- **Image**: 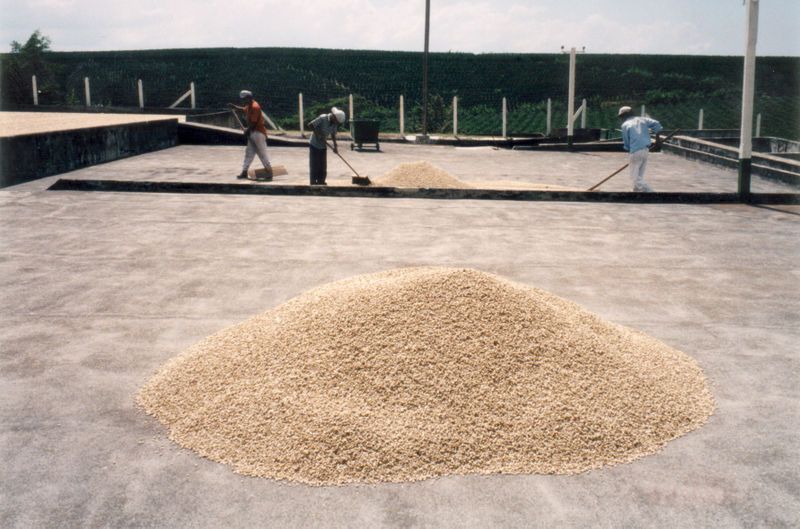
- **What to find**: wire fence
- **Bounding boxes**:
[2,49,798,139]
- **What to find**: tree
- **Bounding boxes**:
[2,30,60,106]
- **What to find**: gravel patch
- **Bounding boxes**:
[137,267,715,485]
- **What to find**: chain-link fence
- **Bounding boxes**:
[2,49,798,139]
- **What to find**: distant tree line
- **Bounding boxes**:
[2,31,798,138]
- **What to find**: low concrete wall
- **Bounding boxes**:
[664,135,800,187]
[0,118,178,187]
[50,178,800,205]
[708,136,800,154]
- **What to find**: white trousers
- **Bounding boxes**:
[629,148,653,192]
[242,131,271,171]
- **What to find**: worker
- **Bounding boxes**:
[228,90,272,180]
[619,106,663,192]
[307,107,346,185]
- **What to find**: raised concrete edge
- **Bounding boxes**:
[0,119,179,188]
[48,178,800,205]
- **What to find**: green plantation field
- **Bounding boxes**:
[2,47,798,138]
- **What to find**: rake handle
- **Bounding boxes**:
[325,140,362,178]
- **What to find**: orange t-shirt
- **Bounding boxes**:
[245,100,268,135]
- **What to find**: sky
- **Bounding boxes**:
[0,0,798,56]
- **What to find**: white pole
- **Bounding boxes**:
[399,95,405,137]
[756,113,762,137]
[581,98,587,128]
[641,104,646,117]
[738,0,759,198]
[698,108,704,130]
[137,79,144,108]
[502,97,507,138]
[567,47,576,144]
[453,96,458,136]
[546,98,552,136]
[190,82,196,109]
[32,75,38,105]
[349,94,354,122]
[299,93,304,136]
[84,77,91,106]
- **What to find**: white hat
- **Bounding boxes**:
[618,105,632,117]
[239,90,253,99]
[331,107,346,123]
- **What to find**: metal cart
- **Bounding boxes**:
[350,119,380,151]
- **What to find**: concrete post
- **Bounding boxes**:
[641,105,646,117]
[190,82,196,109]
[138,79,144,109]
[581,98,587,128]
[453,96,458,136]
[738,0,759,201]
[502,97,507,138]
[32,75,38,105]
[567,47,576,146]
[546,98,552,136]
[698,108,704,130]
[84,77,91,106]
[349,93,354,122]
[299,93,304,136]
[756,113,761,137]
[399,95,405,137]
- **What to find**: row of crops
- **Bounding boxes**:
[2,47,798,139]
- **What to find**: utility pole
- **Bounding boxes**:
[738,0,759,202]
[561,46,585,147]
[420,0,431,140]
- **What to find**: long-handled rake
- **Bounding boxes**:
[587,128,682,191]
[326,140,371,186]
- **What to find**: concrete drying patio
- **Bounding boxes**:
[1,143,798,528]
[52,142,798,193]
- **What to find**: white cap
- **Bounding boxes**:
[618,105,632,117]
[331,107,346,123]
[239,90,253,99]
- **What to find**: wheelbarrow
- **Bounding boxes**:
[350,119,380,151]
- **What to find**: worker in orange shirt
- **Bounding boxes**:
[228,90,272,180]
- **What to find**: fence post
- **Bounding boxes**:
[546,98,552,136]
[137,79,144,108]
[32,75,38,105]
[190,82,196,109]
[349,94,354,122]
[399,95,405,137]
[502,97,507,138]
[453,96,458,136]
[299,93,304,136]
[84,77,91,106]
[698,108,704,130]
[641,104,646,117]
[581,98,587,128]
[756,113,761,137]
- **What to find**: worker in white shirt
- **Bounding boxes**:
[619,106,663,192]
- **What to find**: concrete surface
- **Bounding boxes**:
[1,143,799,528]
[60,143,798,193]
[0,112,186,137]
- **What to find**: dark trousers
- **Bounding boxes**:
[309,145,327,184]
